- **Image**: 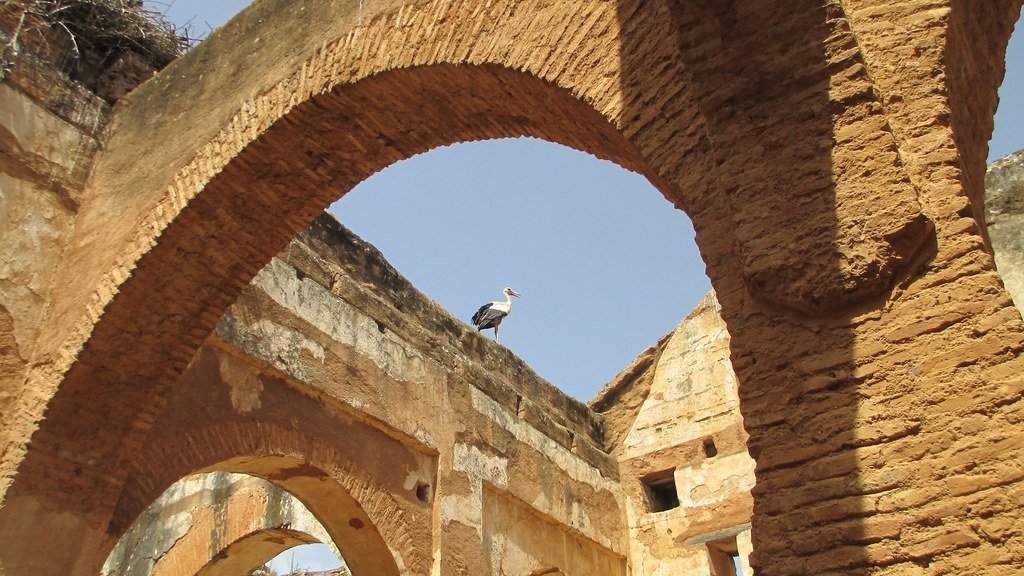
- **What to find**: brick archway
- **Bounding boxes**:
[104,419,417,576]
[103,471,341,576]
[112,473,329,576]
[185,529,320,576]
[1,1,1022,575]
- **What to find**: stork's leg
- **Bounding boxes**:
[494,324,499,341]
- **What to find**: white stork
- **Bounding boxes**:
[472,287,520,341]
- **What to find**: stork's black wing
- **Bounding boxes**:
[472,303,506,329]
[472,303,493,326]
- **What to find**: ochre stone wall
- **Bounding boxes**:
[595,293,756,575]
[0,11,109,440]
[1,1,1023,576]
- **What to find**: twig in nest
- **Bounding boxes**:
[2,0,192,75]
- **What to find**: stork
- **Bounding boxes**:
[472,287,520,341]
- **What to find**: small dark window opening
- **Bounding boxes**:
[703,438,718,458]
[642,470,679,512]
[415,482,432,503]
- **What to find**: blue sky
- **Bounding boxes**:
[144,1,1022,571]
[992,23,1024,162]
[332,138,702,397]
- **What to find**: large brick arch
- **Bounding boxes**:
[1,2,1022,576]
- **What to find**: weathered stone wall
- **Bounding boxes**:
[107,221,764,576]
[0,11,108,431]
[103,213,626,576]
[595,293,756,575]
[987,149,1024,310]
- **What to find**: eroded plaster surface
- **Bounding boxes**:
[595,293,757,574]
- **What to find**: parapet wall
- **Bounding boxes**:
[287,214,608,454]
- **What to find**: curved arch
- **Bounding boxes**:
[108,471,325,573]
[186,529,319,576]
[103,471,344,576]
[5,2,722,566]
[106,421,419,576]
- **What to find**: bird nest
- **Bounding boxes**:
[2,0,192,97]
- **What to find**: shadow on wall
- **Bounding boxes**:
[615,1,945,573]
[615,2,857,572]
[613,2,1023,574]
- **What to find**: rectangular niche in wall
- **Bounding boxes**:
[482,486,626,576]
[642,469,679,513]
